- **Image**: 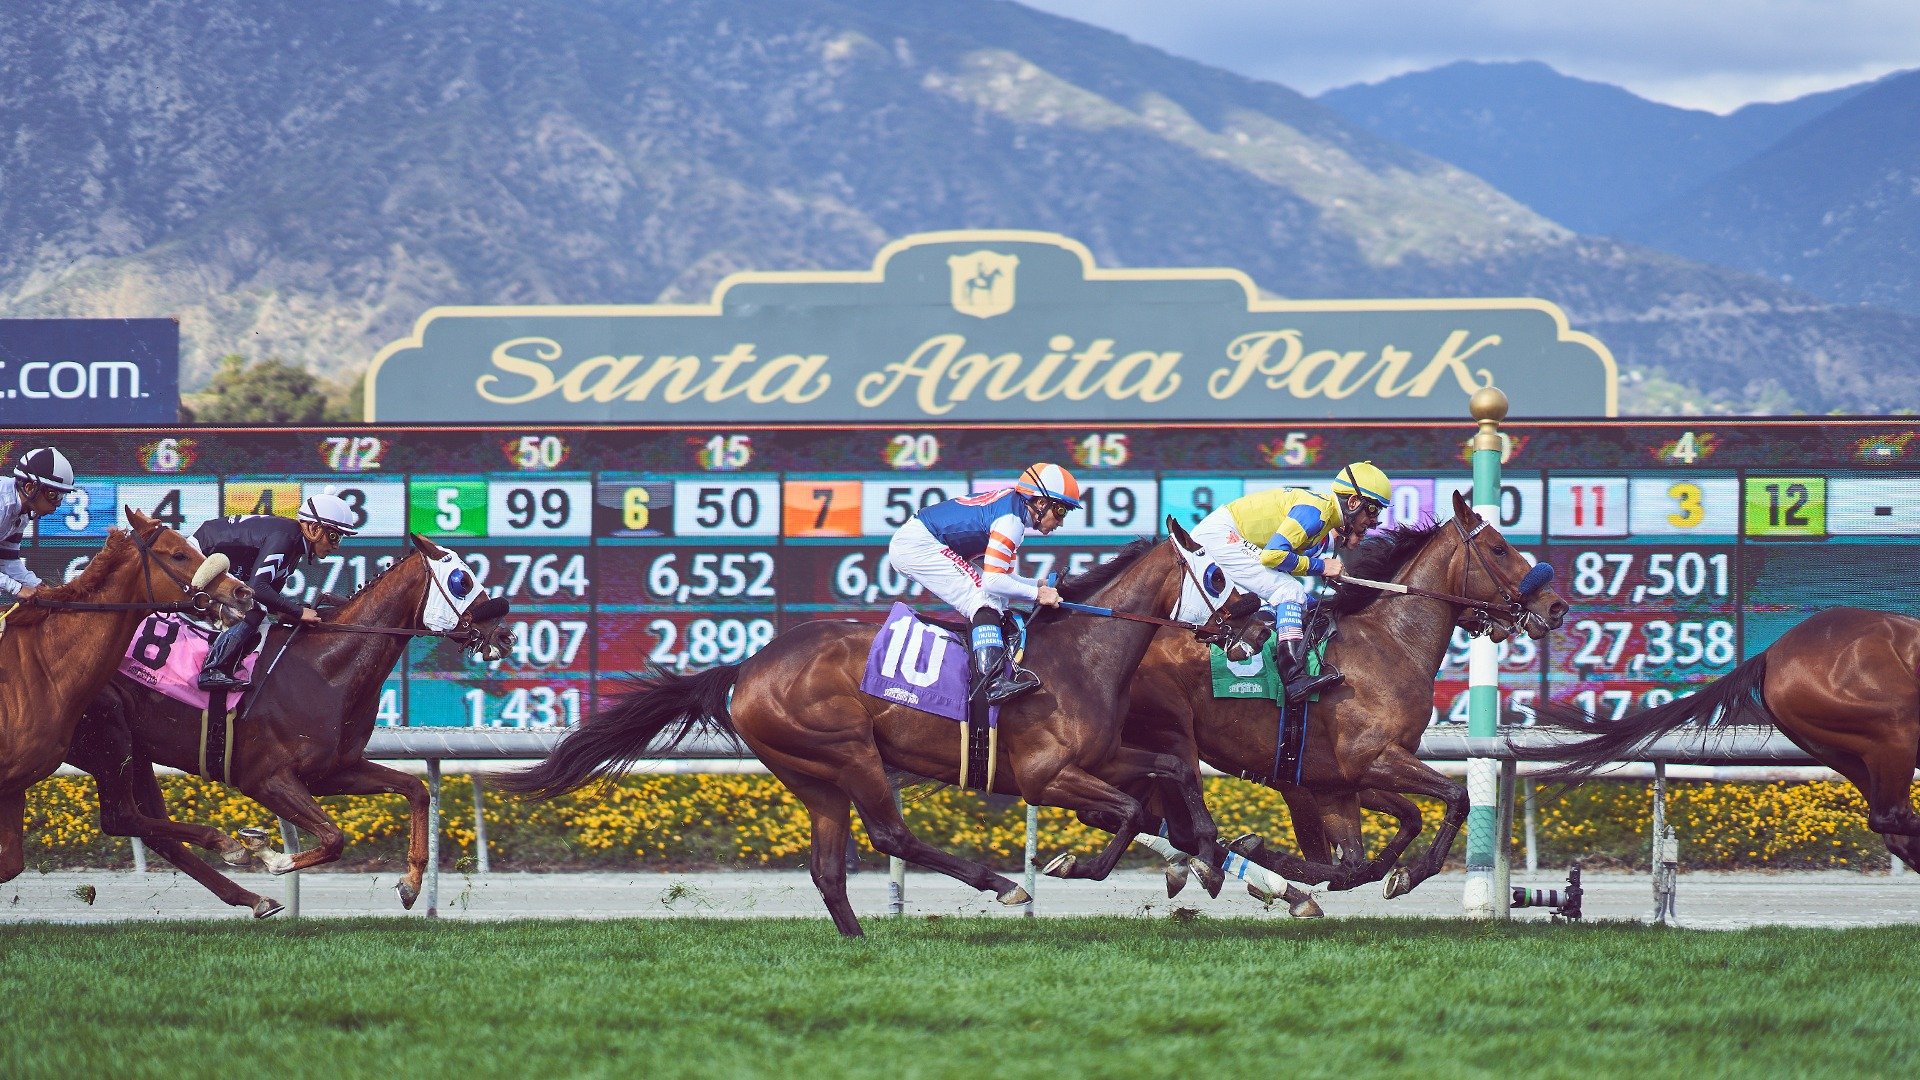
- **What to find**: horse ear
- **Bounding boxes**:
[410,533,448,558]
[125,506,157,533]
[1451,489,1474,522]
[1165,515,1200,552]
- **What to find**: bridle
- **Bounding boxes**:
[301,551,511,661]
[19,523,235,616]
[1338,515,1551,641]
[1052,538,1261,648]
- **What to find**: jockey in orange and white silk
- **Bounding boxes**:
[1191,461,1393,700]
[887,462,1082,705]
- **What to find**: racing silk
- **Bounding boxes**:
[191,515,309,617]
[0,480,44,597]
[913,489,1041,604]
[1224,488,1344,577]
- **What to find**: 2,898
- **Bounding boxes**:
[648,618,776,670]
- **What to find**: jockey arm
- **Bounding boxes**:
[1256,503,1338,580]
[245,530,311,621]
[0,490,44,598]
[0,554,41,597]
[979,511,1044,606]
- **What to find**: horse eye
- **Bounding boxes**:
[1492,544,1508,556]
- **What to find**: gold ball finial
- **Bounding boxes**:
[1469,385,1509,424]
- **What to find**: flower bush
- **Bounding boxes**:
[18,773,1914,872]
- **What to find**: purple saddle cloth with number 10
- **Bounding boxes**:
[859,602,1001,726]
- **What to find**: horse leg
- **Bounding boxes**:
[840,755,1026,905]
[1355,746,1467,892]
[772,767,861,937]
[1280,784,1333,865]
[1035,763,1151,883]
[1857,741,1920,838]
[1351,789,1426,896]
[70,741,250,865]
[0,788,25,883]
[310,760,430,909]
[237,770,346,874]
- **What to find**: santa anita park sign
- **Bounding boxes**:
[366,231,1617,422]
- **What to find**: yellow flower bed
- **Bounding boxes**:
[18,773,1915,872]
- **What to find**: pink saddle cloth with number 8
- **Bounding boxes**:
[118,613,257,713]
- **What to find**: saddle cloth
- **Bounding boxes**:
[859,602,1001,725]
[1207,638,1330,702]
[118,612,258,713]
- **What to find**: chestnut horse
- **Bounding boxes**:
[502,536,1261,936]
[1540,606,1920,872]
[0,508,252,883]
[1127,491,1568,897]
[69,534,511,917]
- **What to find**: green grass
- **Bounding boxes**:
[3,917,1913,1079]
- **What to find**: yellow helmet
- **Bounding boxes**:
[1331,461,1392,508]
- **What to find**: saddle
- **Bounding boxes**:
[117,612,286,782]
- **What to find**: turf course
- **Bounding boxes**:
[3,917,1913,1079]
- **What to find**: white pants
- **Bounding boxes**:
[1191,509,1308,633]
[888,518,1001,620]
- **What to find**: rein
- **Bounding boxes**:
[22,526,227,616]
[1056,599,1205,632]
[1337,517,1543,638]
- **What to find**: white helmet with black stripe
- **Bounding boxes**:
[13,446,76,493]
[297,488,360,535]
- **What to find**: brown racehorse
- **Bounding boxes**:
[1127,491,1569,896]
[68,534,510,917]
[0,509,252,883]
[1539,606,1920,872]
[501,536,1262,936]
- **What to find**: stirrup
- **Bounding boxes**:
[1284,669,1342,704]
[197,669,252,692]
[985,667,1041,704]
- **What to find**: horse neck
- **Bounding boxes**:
[1354,532,1464,675]
[305,553,429,684]
[21,546,156,716]
[1046,543,1185,713]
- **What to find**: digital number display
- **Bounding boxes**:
[22,421,1920,728]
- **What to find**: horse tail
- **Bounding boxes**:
[496,665,742,801]
[1535,651,1772,782]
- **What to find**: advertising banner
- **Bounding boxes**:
[0,318,179,425]
[368,231,1617,423]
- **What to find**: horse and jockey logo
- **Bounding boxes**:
[947,251,1019,319]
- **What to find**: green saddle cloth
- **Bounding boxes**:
[1208,638,1327,701]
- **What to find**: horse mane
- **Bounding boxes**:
[1055,537,1159,603]
[326,546,423,618]
[1325,520,1446,616]
[5,528,140,627]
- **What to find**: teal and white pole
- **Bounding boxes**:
[1463,386,1508,919]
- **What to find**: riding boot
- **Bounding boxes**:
[970,611,1039,705]
[1279,635,1342,703]
[197,622,260,691]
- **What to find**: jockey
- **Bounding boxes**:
[887,462,1082,704]
[193,490,357,691]
[1191,461,1393,701]
[0,447,79,602]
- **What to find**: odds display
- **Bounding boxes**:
[17,422,1920,728]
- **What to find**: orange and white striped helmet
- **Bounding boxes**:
[1015,462,1083,509]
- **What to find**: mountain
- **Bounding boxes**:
[1620,69,1920,318]
[1,0,1917,414]
[1317,60,1875,236]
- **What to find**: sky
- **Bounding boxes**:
[1016,1,1920,113]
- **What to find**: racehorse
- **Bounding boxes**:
[68,534,511,917]
[501,536,1263,936]
[1539,606,1920,873]
[1,509,252,883]
[1128,491,1568,897]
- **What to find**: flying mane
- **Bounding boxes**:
[1326,521,1446,616]
[4,528,140,628]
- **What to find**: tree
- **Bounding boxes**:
[189,355,361,423]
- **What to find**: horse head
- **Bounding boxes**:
[1442,490,1568,641]
[123,507,254,620]
[408,534,513,661]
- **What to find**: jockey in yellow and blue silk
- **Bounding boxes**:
[886,462,1082,704]
[1191,461,1392,701]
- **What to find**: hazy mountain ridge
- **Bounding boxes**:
[2,0,1915,414]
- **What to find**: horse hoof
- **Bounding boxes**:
[396,879,419,910]
[1189,857,1225,899]
[221,844,252,867]
[261,851,297,876]
[251,897,284,919]
[1042,853,1076,879]
[1228,833,1265,857]
[1383,867,1412,900]
[997,885,1031,906]
[1164,862,1189,898]
[237,827,273,852]
[1285,887,1324,919]
[1246,882,1278,906]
